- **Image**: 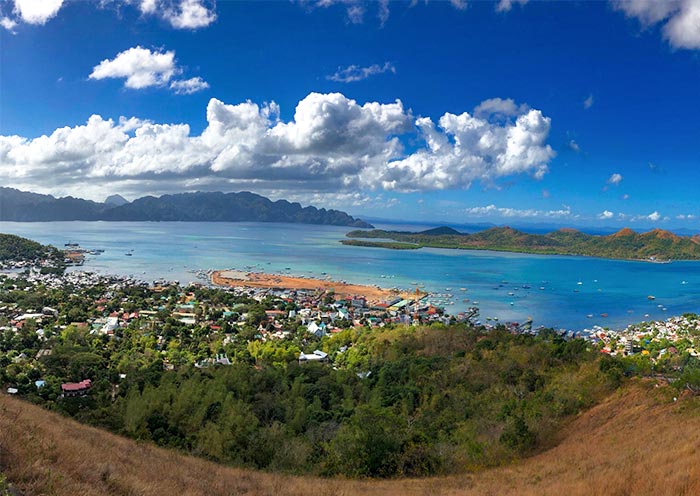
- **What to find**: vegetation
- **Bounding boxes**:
[1,278,616,479]
[345,226,700,260]
[341,239,420,250]
[0,233,61,262]
[2,380,699,496]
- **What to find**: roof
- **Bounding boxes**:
[61,379,92,392]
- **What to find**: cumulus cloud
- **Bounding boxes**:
[327,62,396,83]
[12,0,63,25]
[0,92,555,200]
[607,173,623,185]
[463,204,573,219]
[170,76,210,94]
[598,210,614,219]
[162,0,216,29]
[90,47,179,89]
[647,211,661,222]
[380,106,555,191]
[89,46,208,93]
[613,0,700,49]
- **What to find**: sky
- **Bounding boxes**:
[1,0,700,229]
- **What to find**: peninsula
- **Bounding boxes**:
[211,270,414,302]
[343,226,700,261]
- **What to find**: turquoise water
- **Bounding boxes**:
[1,221,698,331]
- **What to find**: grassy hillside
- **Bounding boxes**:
[0,233,59,262]
[2,380,698,495]
[344,226,700,260]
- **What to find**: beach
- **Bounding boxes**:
[211,269,412,302]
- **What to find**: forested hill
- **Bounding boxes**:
[344,226,700,260]
[0,233,60,262]
[0,188,372,228]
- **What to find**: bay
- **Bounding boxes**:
[1,220,698,331]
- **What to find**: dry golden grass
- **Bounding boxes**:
[1,379,700,495]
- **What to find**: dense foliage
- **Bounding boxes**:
[3,291,617,478]
[0,233,60,262]
[346,226,700,260]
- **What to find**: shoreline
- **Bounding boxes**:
[211,270,416,303]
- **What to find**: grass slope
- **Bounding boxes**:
[2,380,698,495]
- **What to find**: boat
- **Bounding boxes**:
[647,295,655,300]
[460,288,467,291]
[125,253,133,257]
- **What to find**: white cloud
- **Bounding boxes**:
[0,16,17,32]
[170,76,210,94]
[2,0,216,31]
[567,139,581,153]
[163,0,216,29]
[138,0,158,15]
[449,0,468,10]
[90,47,179,89]
[12,0,63,25]
[327,62,396,83]
[647,211,661,222]
[496,0,528,13]
[473,98,529,120]
[463,204,573,219]
[380,105,555,191]
[607,173,623,185]
[583,93,594,109]
[0,93,555,200]
[598,210,614,219]
[613,0,700,49]
[89,46,207,94]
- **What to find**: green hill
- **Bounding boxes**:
[0,233,59,262]
[344,226,700,260]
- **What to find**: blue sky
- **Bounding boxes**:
[1,0,700,228]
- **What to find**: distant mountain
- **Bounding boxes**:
[104,194,129,207]
[0,187,372,228]
[419,226,462,236]
[345,225,700,260]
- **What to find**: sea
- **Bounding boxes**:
[1,220,699,332]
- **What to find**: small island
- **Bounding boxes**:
[343,226,700,261]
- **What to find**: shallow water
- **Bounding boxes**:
[1,220,698,331]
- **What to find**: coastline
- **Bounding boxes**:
[211,270,416,302]
[342,239,682,263]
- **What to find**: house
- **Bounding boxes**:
[61,379,92,397]
[298,350,328,363]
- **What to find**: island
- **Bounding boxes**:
[342,226,700,261]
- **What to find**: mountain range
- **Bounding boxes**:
[0,188,372,228]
